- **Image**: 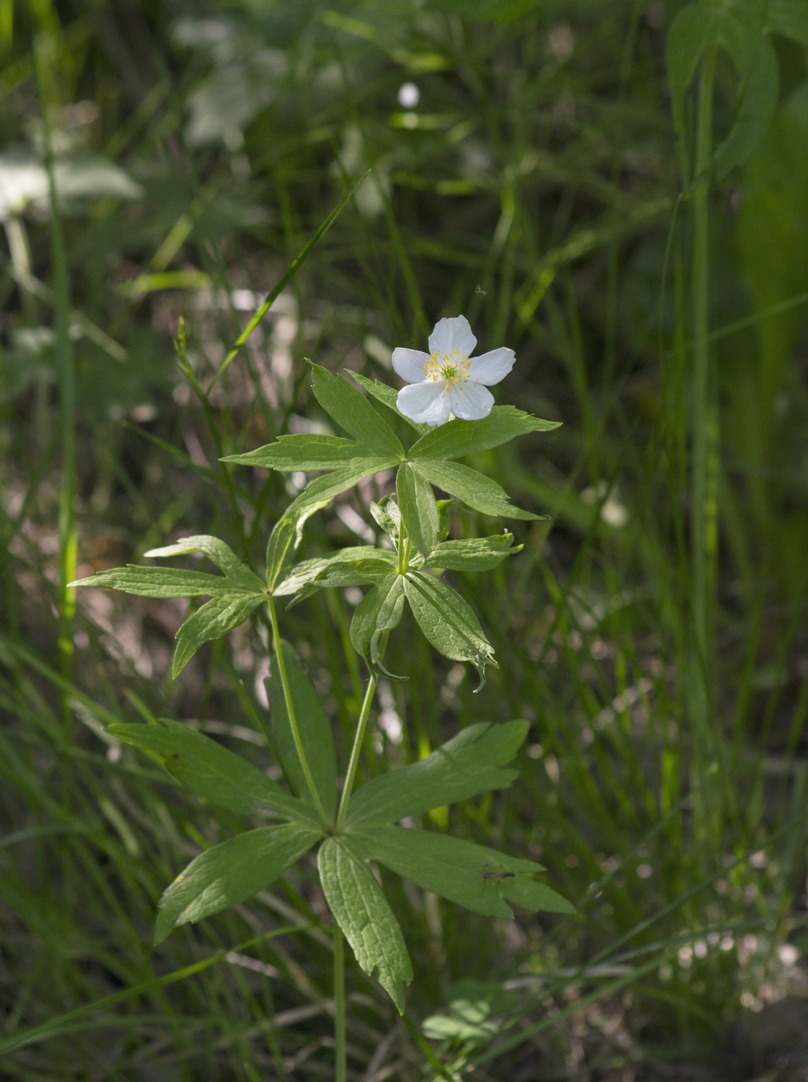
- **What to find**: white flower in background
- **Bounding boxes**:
[393,315,515,426]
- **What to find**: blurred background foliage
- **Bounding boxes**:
[2,0,808,1079]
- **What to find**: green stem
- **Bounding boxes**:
[267,595,330,825]
[689,44,722,846]
[335,667,379,832]
[333,924,347,1082]
[335,518,410,831]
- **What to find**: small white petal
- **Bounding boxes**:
[392,347,431,384]
[397,382,452,425]
[428,315,477,358]
[447,381,495,420]
[465,347,515,386]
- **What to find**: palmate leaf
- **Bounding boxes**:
[403,571,496,687]
[265,457,398,590]
[347,369,423,433]
[408,406,560,460]
[155,823,322,944]
[71,535,268,677]
[69,565,226,599]
[222,433,360,471]
[396,461,439,557]
[172,593,265,678]
[274,547,397,600]
[318,836,413,1014]
[108,719,313,824]
[348,825,575,921]
[425,533,521,572]
[410,458,538,521]
[310,364,405,458]
[349,574,407,676]
[346,720,529,826]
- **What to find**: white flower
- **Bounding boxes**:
[392,315,515,426]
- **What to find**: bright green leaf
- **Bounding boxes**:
[408,406,560,461]
[346,720,529,826]
[318,836,413,1013]
[265,458,398,590]
[348,369,422,432]
[412,458,538,520]
[403,572,496,685]
[143,535,260,583]
[369,495,402,542]
[311,365,405,458]
[108,719,312,824]
[70,566,228,599]
[221,433,360,471]
[275,548,397,599]
[155,823,321,943]
[396,462,439,557]
[425,534,520,572]
[350,825,574,919]
[173,593,265,678]
[265,641,337,821]
[349,574,406,676]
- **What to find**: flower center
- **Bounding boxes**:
[424,350,471,387]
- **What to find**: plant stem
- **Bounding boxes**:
[333,923,347,1082]
[335,668,379,832]
[689,43,723,849]
[267,594,331,825]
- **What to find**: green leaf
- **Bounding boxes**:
[265,641,338,820]
[369,495,402,542]
[265,458,398,590]
[349,826,574,919]
[396,462,439,557]
[74,536,268,677]
[143,535,261,587]
[346,720,529,826]
[408,406,560,460]
[667,4,724,156]
[411,458,538,520]
[70,566,228,599]
[275,548,397,599]
[311,365,405,458]
[711,26,778,181]
[767,0,808,45]
[403,572,496,685]
[318,836,413,1013]
[667,5,779,181]
[108,719,313,824]
[222,433,360,471]
[155,823,321,943]
[173,593,265,678]
[349,574,406,676]
[422,980,518,1043]
[347,369,422,433]
[425,533,521,572]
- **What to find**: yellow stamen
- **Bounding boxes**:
[423,350,471,386]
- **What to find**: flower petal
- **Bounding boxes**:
[397,382,452,426]
[428,316,477,358]
[464,347,515,386]
[447,381,495,421]
[392,348,431,384]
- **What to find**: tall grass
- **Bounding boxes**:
[2,1,808,1078]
